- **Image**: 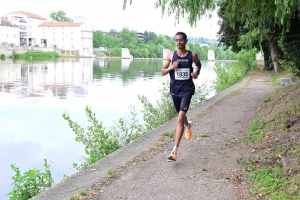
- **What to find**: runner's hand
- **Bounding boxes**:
[170,61,179,70]
[191,71,199,79]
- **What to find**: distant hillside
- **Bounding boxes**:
[188,37,218,46]
[170,36,218,46]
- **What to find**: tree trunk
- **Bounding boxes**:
[270,41,284,73]
[262,43,270,70]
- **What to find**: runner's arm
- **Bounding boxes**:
[193,52,201,74]
[191,52,202,79]
[161,52,177,76]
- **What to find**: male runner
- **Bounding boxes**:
[161,32,202,161]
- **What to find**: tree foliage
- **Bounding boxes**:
[50,10,72,22]
[93,28,236,59]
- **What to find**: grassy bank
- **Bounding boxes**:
[241,71,300,199]
[9,51,59,59]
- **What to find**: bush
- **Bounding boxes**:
[7,159,54,199]
[62,106,120,170]
[214,48,257,92]
[0,54,6,59]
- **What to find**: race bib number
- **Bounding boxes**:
[175,68,190,80]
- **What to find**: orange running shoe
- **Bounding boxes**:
[185,121,193,140]
[167,150,178,161]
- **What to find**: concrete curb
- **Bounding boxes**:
[32,73,251,200]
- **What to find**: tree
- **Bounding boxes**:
[281,10,300,76]
[144,31,158,43]
[50,10,72,22]
[217,1,285,72]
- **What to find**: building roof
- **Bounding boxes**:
[38,21,84,27]
[6,11,46,20]
[0,17,18,27]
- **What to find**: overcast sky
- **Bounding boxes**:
[0,0,220,39]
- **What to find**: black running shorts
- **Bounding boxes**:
[171,92,193,113]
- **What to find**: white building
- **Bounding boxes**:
[1,11,93,57]
[3,11,46,46]
[37,20,93,57]
[0,17,19,46]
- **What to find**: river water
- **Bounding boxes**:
[0,58,218,199]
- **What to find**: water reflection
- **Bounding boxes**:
[0,58,92,99]
[0,58,218,199]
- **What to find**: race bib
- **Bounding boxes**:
[174,68,190,80]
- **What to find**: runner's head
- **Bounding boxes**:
[175,32,188,50]
[175,32,187,40]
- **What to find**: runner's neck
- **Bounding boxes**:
[177,50,188,57]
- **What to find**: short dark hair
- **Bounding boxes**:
[175,32,187,40]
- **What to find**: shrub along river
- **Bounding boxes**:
[0,57,219,198]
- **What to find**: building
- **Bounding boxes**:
[37,20,93,57]
[1,11,93,56]
[3,11,46,46]
[137,32,144,42]
[0,17,19,46]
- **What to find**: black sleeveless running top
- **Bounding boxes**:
[169,50,195,96]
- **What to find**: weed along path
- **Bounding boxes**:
[32,69,275,200]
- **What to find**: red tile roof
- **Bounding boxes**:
[38,22,83,27]
[6,11,46,20]
[1,17,18,27]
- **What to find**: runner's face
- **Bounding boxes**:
[175,35,186,49]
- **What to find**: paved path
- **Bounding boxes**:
[32,69,275,200]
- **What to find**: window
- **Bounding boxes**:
[53,32,55,36]
[62,39,64,43]
[71,38,73,42]
[71,32,73,36]
[53,39,55,42]
[53,28,55,30]
[43,32,45,36]
[62,32,64,36]
[71,45,73,49]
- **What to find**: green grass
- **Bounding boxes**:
[249,167,300,199]
[107,170,115,178]
[10,52,59,59]
[162,130,175,138]
[79,190,89,196]
[245,119,265,143]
